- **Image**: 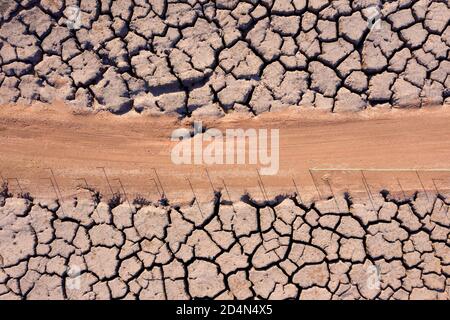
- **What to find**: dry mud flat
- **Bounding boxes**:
[1,107,450,300]
[2,105,450,203]
[0,0,449,115]
[0,185,449,300]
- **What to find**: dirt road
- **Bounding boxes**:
[1,103,450,204]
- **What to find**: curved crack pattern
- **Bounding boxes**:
[0,0,449,116]
[0,185,449,300]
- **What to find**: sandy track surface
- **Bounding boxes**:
[2,104,450,204]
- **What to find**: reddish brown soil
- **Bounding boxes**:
[1,103,450,204]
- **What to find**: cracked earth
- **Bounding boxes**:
[0,184,449,300]
[0,0,449,115]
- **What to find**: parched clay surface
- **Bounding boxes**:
[0,0,449,116]
[0,186,449,300]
